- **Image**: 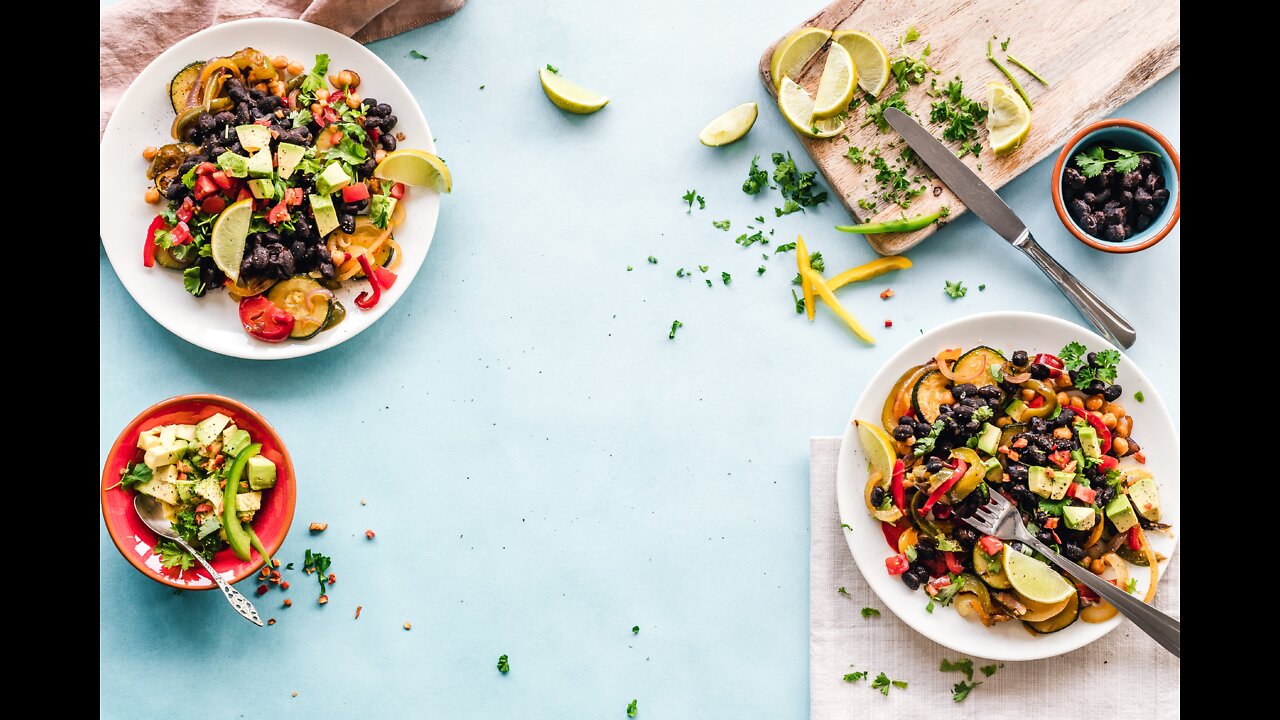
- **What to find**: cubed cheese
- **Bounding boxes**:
[235,491,262,515]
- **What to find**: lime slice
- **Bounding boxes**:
[777,78,844,138]
[812,42,857,119]
[855,419,897,485]
[374,149,452,192]
[832,30,890,97]
[986,81,1032,155]
[538,68,609,114]
[698,102,758,147]
[770,27,832,90]
[1003,545,1075,605]
[210,198,252,283]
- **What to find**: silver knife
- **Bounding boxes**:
[884,107,1136,348]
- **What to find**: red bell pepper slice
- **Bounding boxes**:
[978,536,1004,556]
[1127,526,1143,551]
[254,117,273,126]
[1077,582,1100,603]
[1067,482,1096,504]
[390,182,406,200]
[1032,353,1064,378]
[169,221,192,245]
[370,127,381,143]
[944,551,964,575]
[201,196,227,215]
[932,504,952,520]
[880,521,907,551]
[195,162,217,175]
[1048,449,1071,469]
[920,459,967,515]
[890,459,905,512]
[1083,411,1113,454]
[372,264,397,290]
[1027,393,1046,409]
[266,201,290,225]
[210,170,235,191]
[284,188,305,206]
[143,216,166,267]
[193,175,219,200]
[341,183,370,203]
[885,553,910,576]
[176,196,195,223]
[354,254,384,310]
[1097,455,1119,473]
[238,295,294,342]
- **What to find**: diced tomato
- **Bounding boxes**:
[201,196,227,215]
[925,575,952,595]
[884,319,893,328]
[195,162,217,175]
[238,295,295,342]
[143,216,165,267]
[342,183,370,202]
[370,127,381,143]
[1067,482,1096,504]
[1027,394,1046,408]
[1097,455,1119,473]
[1127,526,1142,551]
[885,553,911,576]
[1044,517,1059,530]
[1048,449,1071,469]
[210,170,235,191]
[254,117,272,126]
[944,551,964,574]
[266,201,290,225]
[284,188,305,206]
[169,221,192,245]
[390,182,406,200]
[236,187,254,203]
[371,265,397,290]
[978,536,1004,556]
[176,196,195,223]
[193,175,219,200]
[880,521,907,551]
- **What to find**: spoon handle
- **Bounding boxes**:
[180,539,263,627]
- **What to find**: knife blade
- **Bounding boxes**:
[881,107,1137,348]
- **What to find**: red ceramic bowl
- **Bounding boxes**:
[101,394,296,589]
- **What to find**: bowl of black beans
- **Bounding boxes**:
[1052,119,1179,254]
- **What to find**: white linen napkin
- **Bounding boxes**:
[809,437,1180,717]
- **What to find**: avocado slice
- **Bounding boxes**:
[222,427,251,457]
[217,152,249,178]
[1126,477,1160,522]
[1062,505,1096,531]
[976,422,1000,455]
[314,161,351,196]
[1078,425,1101,458]
[143,439,188,469]
[245,148,274,178]
[310,193,340,237]
[1004,399,1028,422]
[1028,466,1071,500]
[1105,494,1139,532]
[195,413,231,446]
[137,477,180,505]
[276,143,306,179]
[248,178,276,200]
[247,455,277,490]
[235,124,273,152]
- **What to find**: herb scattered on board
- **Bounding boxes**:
[409,50,428,60]
[774,242,796,254]
[944,280,967,299]
[940,658,974,679]
[899,24,920,46]
[837,587,851,596]
[721,271,731,285]
[682,190,705,211]
[1007,55,1049,85]
[871,672,908,695]
[742,155,770,195]
[1073,146,1160,178]
[981,664,1000,677]
[627,699,637,717]
[861,607,881,618]
[712,219,731,231]
[1000,37,1011,51]
[1059,342,1120,385]
[632,625,640,634]
[843,671,868,683]
[1134,391,1145,402]
[864,39,937,132]
[929,77,988,153]
[770,152,828,214]
[647,256,658,264]
[757,265,766,275]
[303,549,332,599]
[735,230,766,248]
[497,654,510,673]
[545,64,559,74]
[668,320,683,339]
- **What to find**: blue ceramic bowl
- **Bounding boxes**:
[1052,119,1179,253]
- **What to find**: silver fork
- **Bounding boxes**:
[963,491,1179,657]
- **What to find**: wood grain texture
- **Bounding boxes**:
[757,0,1179,254]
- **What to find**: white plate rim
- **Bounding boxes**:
[835,310,1179,661]
[99,18,439,360]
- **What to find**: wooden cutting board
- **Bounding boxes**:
[757,0,1179,254]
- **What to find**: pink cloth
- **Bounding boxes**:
[100,0,464,135]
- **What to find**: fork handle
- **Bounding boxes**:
[1023,535,1178,657]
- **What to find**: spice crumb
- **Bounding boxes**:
[283,598,293,607]
[318,594,329,605]
[267,618,276,625]
[355,605,363,619]
[880,288,894,300]
[360,499,367,505]
[291,692,298,698]
[309,522,328,532]
[884,320,893,328]
[365,529,376,539]
[404,622,412,630]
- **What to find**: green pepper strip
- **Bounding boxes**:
[222,443,262,562]
[835,208,943,235]
[1018,379,1059,419]
[987,38,1034,110]
[956,573,992,612]
[171,98,232,140]
[245,526,274,570]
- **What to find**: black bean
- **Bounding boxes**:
[1081,191,1098,206]
[1021,448,1047,466]
[1008,464,1028,483]
[1133,187,1152,204]
[257,95,280,112]
[1079,213,1099,234]
[1103,200,1121,211]
[898,416,915,426]
[1011,350,1028,367]
[1035,530,1055,545]
[363,115,383,131]
[1103,384,1123,402]
[1032,510,1050,526]
[1060,543,1086,561]
[1134,214,1152,231]
[1029,363,1051,380]
[250,245,270,270]
[914,421,934,437]
[902,571,922,590]
[1069,198,1090,220]
[963,420,980,434]
[338,213,356,234]
[164,182,188,200]
[1144,173,1160,192]
[1096,168,1115,188]
[1151,188,1170,205]
[374,103,392,117]
[893,424,914,441]
[380,133,397,151]
[362,97,378,108]
[954,527,978,546]
[870,486,886,507]
[1118,190,1134,207]
[358,158,377,177]
[1031,434,1054,451]
[1064,167,1086,189]
[1138,155,1153,171]
[318,261,336,279]
[1104,206,1127,226]
[978,386,1002,400]
[1120,170,1141,189]
[383,114,398,130]
[1104,224,1127,242]
[1094,188,1111,204]
[926,458,944,473]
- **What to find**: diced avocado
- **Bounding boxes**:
[1127,477,1160,522]
[173,424,196,442]
[1005,399,1027,422]
[310,193,340,237]
[160,425,177,447]
[1078,426,1101,458]
[981,457,1002,480]
[976,422,1001,455]
[195,413,232,446]
[248,178,276,200]
[245,148,274,178]
[1105,494,1139,532]
[197,515,223,540]
[247,455,277,490]
[235,124,273,152]
[1028,466,1072,500]
[370,193,397,227]
[144,440,188,469]
[223,428,252,457]
[176,480,197,502]
[194,477,224,515]
[235,491,262,514]
[217,151,249,178]
[314,161,351,196]
[137,477,180,505]
[137,427,163,451]
[1062,505,1096,531]
[276,143,306,179]
[152,464,179,485]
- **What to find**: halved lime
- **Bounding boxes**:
[698,102,758,146]
[374,150,452,192]
[538,68,609,114]
[211,198,253,283]
[1003,545,1075,605]
[832,30,890,97]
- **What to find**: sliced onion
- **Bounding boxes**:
[1003,370,1031,384]
[933,348,963,380]
[1081,601,1119,623]
[1101,552,1129,588]
[955,594,993,626]
[1137,527,1159,603]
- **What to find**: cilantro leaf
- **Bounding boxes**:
[843,671,867,682]
[632,625,639,634]
[1059,341,1088,369]
[1038,497,1070,517]
[497,654,510,673]
[940,658,974,679]
[742,155,769,195]
[944,280,967,299]
[837,586,850,596]
[952,680,982,702]
[668,320,683,339]
[626,699,637,717]
[409,50,428,60]
[712,219,731,231]
[1134,391,1145,402]
[757,265,766,275]
[861,607,880,618]
[913,420,945,456]
[303,549,333,598]
[871,672,906,695]
[791,289,805,314]
[682,189,697,210]
[155,540,195,573]
[545,64,559,74]
[771,152,828,211]
[1113,151,1141,173]
[300,54,330,95]
[721,271,731,285]
[115,461,152,490]
[774,242,796,254]
[647,256,657,264]
[980,664,999,677]
[182,266,206,296]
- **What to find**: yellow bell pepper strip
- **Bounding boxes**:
[801,267,876,344]
[835,209,943,234]
[795,235,816,321]
[827,256,913,291]
[222,443,262,562]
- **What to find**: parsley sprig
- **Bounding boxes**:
[303,549,333,599]
[1059,341,1121,386]
[1073,146,1160,178]
[944,280,967,299]
[742,155,769,195]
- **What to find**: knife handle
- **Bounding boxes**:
[1016,234,1138,348]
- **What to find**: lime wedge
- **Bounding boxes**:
[770,27,832,90]
[374,149,452,192]
[698,102,758,146]
[832,30,890,97]
[812,42,857,119]
[1003,545,1075,605]
[538,68,609,114]
[855,419,897,485]
[777,78,844,138]
[210,198,252,283]
[986,81,1032,155]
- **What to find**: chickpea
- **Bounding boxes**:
[1053,427,1072,440]
[1105,402,1126,418]
[1085,395,1104,411]
[331,250,347,265]
[1020,388,1035,402]
[272,55,289,69]
[327,73,341,87]
[374,149,387,163]
[345,92,362,108]
[1101,412,1117,429]
[142,146,159,161]
[287,61,304,76]
[1056,391,1071,407]
[1091,558,1106,574]
[269,80,285,97]
[1111,437,1130,457]
[1115,416,1132,438]
[337,70,355,88]
[311,103,323,118]
[995,416,1012,428]
[316,89,330,102]
[144,188,161,204]
[1070,397,1085,410]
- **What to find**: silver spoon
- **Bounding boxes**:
[134,494,263,627]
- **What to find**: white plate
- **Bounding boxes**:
[836,311,1178,661]
[99,19,440,359]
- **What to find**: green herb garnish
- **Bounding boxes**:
[409,50,428,60]
[1073,146,1160,178]
[944,280,967,299]
[668,320,683,339]
[952,680,982,702]
[843,671,868,682]
[627,699,637,717]
[712,219,731,231]
[861,607,880,618]
[497,654,510,673]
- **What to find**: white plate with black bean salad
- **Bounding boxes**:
[836,311,1178,661]
[100,18,443,359]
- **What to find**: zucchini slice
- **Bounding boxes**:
[911,369,952,424]
[953,346,1006,387]
[154,244,197,270]
[322,299,346,330]
[973,544,1012,589]
[266,276,334,339]
[1025,591,1080,633]
[169,61,204,114]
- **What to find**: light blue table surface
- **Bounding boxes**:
[100,1,1179,716]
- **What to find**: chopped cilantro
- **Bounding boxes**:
[497,654,510,673]
[944,280,967,299]
[632,625,639,634]
[712,219,731,231]
[300,54,330,95]
[978,283,986,291]
[913,420,945,456]
[843,671,868,682]
[1038,497,1070,517]
[409,50,428,60]
[980,664,999,677]
[940,658,974,679]
[1125,577,1138,593]
[757,265,766,276]
[113,461,152,490]
[871,672,906,695]
[771,152,828,212]
[155,540,195,573]
[861,607,880,618]
[755,215,766,223]
[668,320,683,339]
[1134,391,1145,402]
[952,680,982,702]
[845,146,868,166]
[182,266,206,296]
[626,266,633,271]
[721,271,731,285]
[742,155,769,195]
[676,268,687,277]
[627,699,637,717]
[647,256,658,264]
[698,265,709,273]
[792,289,805,314]
[774,242,797,254]
[837,586,851,596]
[545,64,559,74]
[303,549,333,598]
